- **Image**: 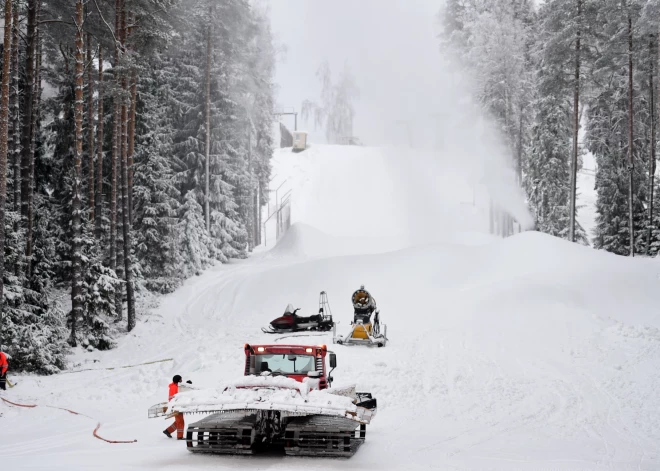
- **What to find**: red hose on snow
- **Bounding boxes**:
[93,422,138,444]
[2,397,137,444]
[1,397,37,408]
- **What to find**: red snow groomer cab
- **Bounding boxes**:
[243,343,334,389]
[177,343,377,457]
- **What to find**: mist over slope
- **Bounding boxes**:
[270,0,532,229]
[264,144,527,251]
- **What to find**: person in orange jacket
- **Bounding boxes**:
[0,351,9,391]
[163,375,191,439]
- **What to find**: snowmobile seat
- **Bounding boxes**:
[293,314,322,324]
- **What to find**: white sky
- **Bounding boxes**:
[265,0,532,226]
[268,0,448,147]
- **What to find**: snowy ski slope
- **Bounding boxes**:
[2,145,660,470]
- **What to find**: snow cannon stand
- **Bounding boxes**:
[333,318,387,347]
[333,287,387,347]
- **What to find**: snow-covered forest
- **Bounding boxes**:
[1,0,660,377]
[441,0,660,253]
[0,0,276,372]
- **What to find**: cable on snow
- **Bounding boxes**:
[1,397,137,444]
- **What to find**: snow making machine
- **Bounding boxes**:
[262,291,334,334]
[333,286,387,347]
[149,343,377,457]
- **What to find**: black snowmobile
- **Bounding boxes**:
[262,292,334,334]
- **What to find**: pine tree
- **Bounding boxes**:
[179,191,212,277]
[519,0,596,243]
[133,58,182,293]
[589,0,649,254]
[524,92,588,243]
[171,0,252,262]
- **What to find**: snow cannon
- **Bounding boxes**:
[261,291,334,334]
[151,343,377,457]
[333,286,387,347]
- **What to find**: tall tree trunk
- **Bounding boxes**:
[247,125,255,250]
[10,0,20,277]
[255,189,260,247]
[648,36,656,254]
[120,2,135,331]
[568,0,581,243]
[87,33,95,222]
[115,151,123,318]
[205,13,212,231]
[121,89,135,331]
[0,0,13,344]
[255,178,263,245]
[516,103,523,185]
[628,7,635,257]
[128,71,136,225]
[127,13,136,225]
[20,0,37,277]
[26,5,41,279]
[71,0,85,346]
[111,0,121,319]
[95,46,104,238]
[9,0,18,215]
[20,0,36,219]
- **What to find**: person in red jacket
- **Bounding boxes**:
[0,351,9,391]
[163,375,187,439]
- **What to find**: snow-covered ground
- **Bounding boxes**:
[2,145,660,470]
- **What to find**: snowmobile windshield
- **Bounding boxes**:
[284,303,295,315]
[255,354,316,375]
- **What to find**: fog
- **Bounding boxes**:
[268,0,533,229]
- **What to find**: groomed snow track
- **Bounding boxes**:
[2,146,660,470]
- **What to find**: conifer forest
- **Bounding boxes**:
[443,0,660,253]
[0,0,275,372]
